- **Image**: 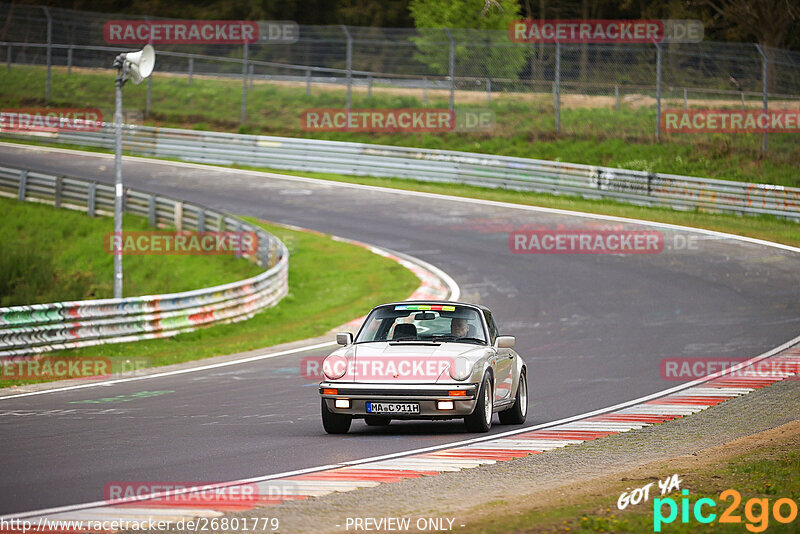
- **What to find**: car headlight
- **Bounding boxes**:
[449,357,473,381]
[322,355,348,380]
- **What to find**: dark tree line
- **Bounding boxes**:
[15,0,800,50]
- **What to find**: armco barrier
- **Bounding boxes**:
[0,165,289,361]
[2,124,798,220]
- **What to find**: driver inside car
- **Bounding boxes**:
[450,317,469,338]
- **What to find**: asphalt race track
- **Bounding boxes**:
[2,143,800,515]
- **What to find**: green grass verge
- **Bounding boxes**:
[0,217,419,388]
[461,438,800,533]
[1,65,798,187]
[0,195,261,306]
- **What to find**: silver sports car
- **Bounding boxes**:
[319,301,527,434]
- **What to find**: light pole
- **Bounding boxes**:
[111,45,155,298]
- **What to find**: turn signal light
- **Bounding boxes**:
[448,390,467,396]
[323,388,338,395]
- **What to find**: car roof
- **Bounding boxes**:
[373,300,492,313]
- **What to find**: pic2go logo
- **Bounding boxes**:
[654,489,799,532]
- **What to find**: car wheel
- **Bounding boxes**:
[321,399,352,434]
[464,374,493,433]
[364,415,391,426]
[499,369,527,425]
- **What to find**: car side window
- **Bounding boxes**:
[483,311,498,344]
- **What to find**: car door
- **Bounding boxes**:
[485,311,514,402]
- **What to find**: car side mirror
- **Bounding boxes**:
[336,332,353,346]
[495,336,515,349]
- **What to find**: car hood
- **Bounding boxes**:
[326,342,487,383]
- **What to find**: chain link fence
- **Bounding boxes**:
[2,3,799,152]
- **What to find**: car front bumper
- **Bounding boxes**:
[319,381,479,418]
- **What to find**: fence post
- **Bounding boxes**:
[755,44,768,156]
[554,41,561,134]
[18,170,28,201]
[683,88,687,111]
[146,76,152,118]
[367,74,372,98]
[42,6,52,103]
[67,47,73,75]
[240,41,249,126]
[423,76,428,104]
[741,91,745,110]
[341,25,352,117]
[486,77,491,103]
[88,182,96,217]
[655,41,662,142]
[444,28,455,112]
[188,56,193,85]
[305,69,310,95]
[614,85,619,110]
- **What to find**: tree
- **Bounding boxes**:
[409,0,528,81]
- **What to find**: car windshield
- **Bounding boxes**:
[355,304,487,344]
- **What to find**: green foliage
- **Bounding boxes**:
[409,0,528,79]
[0,197,260,306]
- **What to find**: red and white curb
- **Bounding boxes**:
[7,345,798,529]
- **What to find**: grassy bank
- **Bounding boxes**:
[0,218,419,388]
[1,65,798,187]
[0,195,261,306]
[461,422,800,533]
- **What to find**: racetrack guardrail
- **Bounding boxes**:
[2,124,799,220]
[0,165,289,361]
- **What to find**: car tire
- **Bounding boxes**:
[321,399,352,434]
[464,374,493,433]
[364,415,391,426]
[499,369,527,425]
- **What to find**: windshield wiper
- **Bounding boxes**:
[435,335,486,344]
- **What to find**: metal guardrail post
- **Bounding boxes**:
[444,28,455,112]
[54,175,63,208]
[18,170,28,201]
[240,41,249,126]
[341,25,352,117]
[188,56,193,85]
[42,6,52,103]
[755,44,768,156]
[554,41,561,134]
[174,201,183,231]
[88,182,97,217]
[148,194,156,227]
[655,41,662,142]
[197,209,205,232]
